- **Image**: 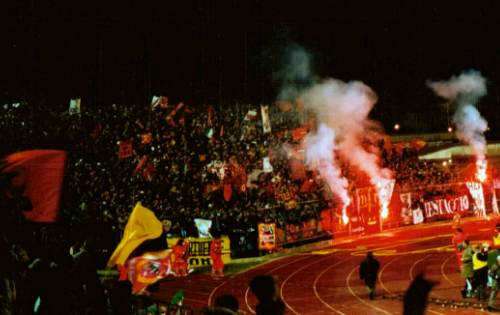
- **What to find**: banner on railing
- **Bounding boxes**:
[258,223,276,251]
[167,237,231,269]
[466,181,486,217]
[423,194,469,220]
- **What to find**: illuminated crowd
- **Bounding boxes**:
[0,100,483,315]
[0,101,462,240]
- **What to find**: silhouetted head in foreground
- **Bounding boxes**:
[250,275,277,302]
[249,275,285,315]
[214,294,239,313]
[403,273,436,315]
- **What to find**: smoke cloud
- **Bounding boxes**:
[303,124,349,205]
[276,44,392,211]
[301,79,392,187]
[427,70,488,160]
[276,44,317,101]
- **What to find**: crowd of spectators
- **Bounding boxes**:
[0,100,464,244]
[379,140,458,191]
[0,99,475,314]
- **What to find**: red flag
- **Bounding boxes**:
[143,162,156,181]
[141,133,152,145]
[127,249,173,294]
[2,150,66,222]
[223,183,232,201]
[91,123,102,140]
[291,127,308,142]
[133,156,148,175]
[118,140,133,159]
[207,106,215,127]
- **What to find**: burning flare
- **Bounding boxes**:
[342,199,350,225]
[376,179,394,220]
[476,159,487,183]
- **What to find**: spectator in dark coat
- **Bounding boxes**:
[403,273,436,315]
[249,275,285,315]
[359,251,380,300]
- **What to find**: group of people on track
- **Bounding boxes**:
[453,224,500,311]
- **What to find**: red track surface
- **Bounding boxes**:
[156,218,500,314]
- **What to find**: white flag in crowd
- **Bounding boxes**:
[69,98,81,115]
[263,156,273,173]
[151,96,168,109]
[194,218,212,238]
[260,105,272,133]
[244,109,258,121]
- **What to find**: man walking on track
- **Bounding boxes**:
[359,251,380,300]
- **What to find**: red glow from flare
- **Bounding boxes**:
[476,160,487,183]
[342,199,350,225]
[380,204,389,219]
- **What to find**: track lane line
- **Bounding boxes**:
[346,266,393,315]
[208,254,306,307]
[279,254,343,314]
[378,256,403,296]
[408,254,445,315]
[312,256,354,315]
[440,253,458,286]
[243,255,312,314]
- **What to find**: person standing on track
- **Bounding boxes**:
[488,255,500,311]
[493,224,500,250]
[452,212,461,230]
[473,243,489,301]
[359,251,380,300]
[452,227,467,271]
[461,239,474,298]
[172,238,190,277]
[210,232,225,279]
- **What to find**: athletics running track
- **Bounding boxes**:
[155,218,500,314]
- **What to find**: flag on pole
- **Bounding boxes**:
[2,150,66,222]
[127,249,173,294]
[107,202,163,268]
[244,109,258,121]
[260,105,272,134]
[151,96,168,109]
[141,133,152,145]
[69,98,81,115]
[118,140,133,159]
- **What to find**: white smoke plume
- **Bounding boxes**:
[303,124,349,205]
[276,44,317,101]
[277,45,392,215]
[301,79,392,187]
[427,70,488,160]
[453,105,488,160]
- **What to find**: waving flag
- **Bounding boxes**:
[107,202,163,268]
[68,98,81,115]
[127,249,173,294]
[2,150,66,222]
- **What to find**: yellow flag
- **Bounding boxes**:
[107,202,163,267]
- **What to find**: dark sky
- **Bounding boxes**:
[2,0,500,134]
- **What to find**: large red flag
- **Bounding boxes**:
[2,150,66,222]
[127,249,173,294]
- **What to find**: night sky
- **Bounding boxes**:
[2,1,500,134]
